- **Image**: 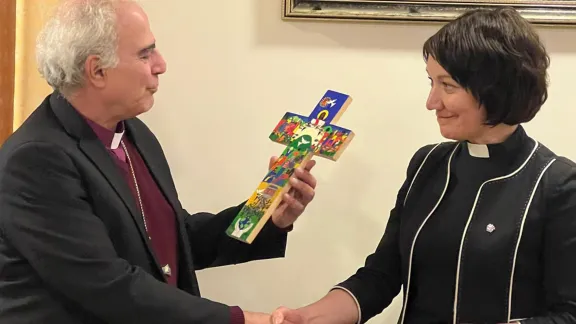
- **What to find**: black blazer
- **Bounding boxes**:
[335,136,576,324]
[0,92,288,324]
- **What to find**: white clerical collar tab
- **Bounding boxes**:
[110,130,124,149]
[467,142,490,158]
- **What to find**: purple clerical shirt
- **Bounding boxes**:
[85,119,244,324]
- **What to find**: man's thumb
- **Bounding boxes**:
[269,155,278,169]
[272,306,291,324]
[272,311,284,324]
[272,306,300,324]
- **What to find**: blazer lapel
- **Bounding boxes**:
[78,139,147,237]
[399,143,460,265]
[78,139,167,279]
[125,120,199,289]
[48,92,164,277]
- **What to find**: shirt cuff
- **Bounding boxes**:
[268,218,294,232]
[279,224,294,232]
[230,306,245,324]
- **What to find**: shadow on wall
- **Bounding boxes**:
[253,0,576,53]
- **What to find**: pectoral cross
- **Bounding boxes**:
[162,264,171,276]
[226,90,355,243]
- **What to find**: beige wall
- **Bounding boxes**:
[137,1,576,321]
[18,0,576,322]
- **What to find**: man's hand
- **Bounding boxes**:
[270,290,359,324]
[243,310,271,324]
[271,306,306,324]
[268,156,317,229]
[243,310,299,324]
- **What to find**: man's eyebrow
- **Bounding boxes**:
[138,43,156,56]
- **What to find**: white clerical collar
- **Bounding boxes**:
[467,142,490,158]
[110,122,125,149]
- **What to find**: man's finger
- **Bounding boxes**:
[289,177,315,204]
[269,155,279,169]
[293,168,317,189]
[283,192,305,213]
[303,159,316,171]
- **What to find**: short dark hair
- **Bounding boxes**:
[422,7,550,125]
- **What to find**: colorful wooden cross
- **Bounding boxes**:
[225,90,354,243]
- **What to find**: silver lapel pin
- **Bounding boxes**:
[486,223,496,233]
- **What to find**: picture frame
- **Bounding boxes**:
[281,0,576,26]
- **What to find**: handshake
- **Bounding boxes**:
[243,307,304,324]
[241,289,360,324]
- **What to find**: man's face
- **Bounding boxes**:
[101,2,166,119]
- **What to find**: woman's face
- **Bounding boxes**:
[425,57,488,143]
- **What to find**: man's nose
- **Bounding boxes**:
[153,52,167,75]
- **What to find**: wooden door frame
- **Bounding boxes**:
[0,0,16,145]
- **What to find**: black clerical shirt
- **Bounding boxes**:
[334,125,576,323]
[406,127,529,323]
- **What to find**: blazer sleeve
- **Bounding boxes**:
[184,203,289,270]
[520,157,576,324]
[0,142,233,324]
[330,144,438,324]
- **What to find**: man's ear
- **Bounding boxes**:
[85,55,106,88]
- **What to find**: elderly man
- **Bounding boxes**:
[0,1,317,323]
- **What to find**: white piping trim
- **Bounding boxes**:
[510,318,528,322]
[452,139,539,324]
[403,143,442,207]
[507,158,555,322]
[399,143,460,324]
[331,286,362,324]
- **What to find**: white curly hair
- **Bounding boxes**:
[36,0,136,96]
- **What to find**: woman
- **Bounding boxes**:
[273,7,576,324]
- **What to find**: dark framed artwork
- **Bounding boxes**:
[282,0,576,26]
